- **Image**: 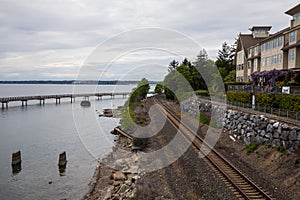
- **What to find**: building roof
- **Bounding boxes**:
[285,4,300,16]
[250,26,272,31]
[239,34,265,50]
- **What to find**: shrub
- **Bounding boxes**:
[246,143,260,155]
[226,91,251,104]
[198,113,209,125]
[275,146,286,153]
[255,93,300,112]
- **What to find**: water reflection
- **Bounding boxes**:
[12,164,22,175]
[59,166,66,176]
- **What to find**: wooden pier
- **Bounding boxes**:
[0,92,131,108]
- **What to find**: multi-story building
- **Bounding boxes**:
[234,4,300,83]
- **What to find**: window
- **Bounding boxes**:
[289,49,295,61]
[273,38,277,48]
[261,58,265,67]
[266,41,271,50]
[262,43,265,52]
[254,47,258,55]
[266,57,270,66]
[237,51,244,60]
[293,12,300,20]
[271,55,277,65]
[278,54,282,63]
[255,29,268,34]
[248,61,251,69]
[290,31,296,43]
[278,36,283,46]
[248,49,252,57]
[253,59,257,69]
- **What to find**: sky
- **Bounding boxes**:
[0,0,299,81]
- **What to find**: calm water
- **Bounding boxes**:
[0,84,139,200]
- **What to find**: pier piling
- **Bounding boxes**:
[11,150,22,166]
[58,151,67,168]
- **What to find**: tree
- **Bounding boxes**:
[168,59,179,71]
[136,78,150,99]
[215,42,236,77]
[193,49,208,67]
[154,82,164,94]
[224,70,236,83]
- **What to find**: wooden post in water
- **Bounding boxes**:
[58,151,67,168]
[11,150,22,165]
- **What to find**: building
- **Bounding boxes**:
[234,4,300,83]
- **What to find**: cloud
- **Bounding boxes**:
[0,0,299,80]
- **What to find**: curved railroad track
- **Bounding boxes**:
[151,96,275,200]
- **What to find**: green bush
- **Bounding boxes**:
[226,91,251,104]
[227,92,300,112]
[198,113,209,125]
[154,83,164,94]
[255,93,300,112]
[275,146,286,153]
[246,143,260,155]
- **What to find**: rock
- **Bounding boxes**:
[273,122,280,128]
[113,171,126,181]
[113,181,124,186]
[260,130,266,136]
[104,187,113,200]
[118,184,129,194]
[266,124,273,132]
[289,130,298,141]
[131,175,140,183]
[269,120,275,124]
[265,132,273,140]
[243,137,251,145]
[124,180,132,186]
[254,135,264,143]
[281,131,289,140]
[272,139,281,147]
[284,141,294,149]
[273,131,280,139]
[282,124,289,130]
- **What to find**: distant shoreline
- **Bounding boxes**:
[0,80,159,85]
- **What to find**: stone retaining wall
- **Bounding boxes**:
[182,98,300,152]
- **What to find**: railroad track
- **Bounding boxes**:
[151,96,275,200]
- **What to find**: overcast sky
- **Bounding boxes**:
[0,0,299,81]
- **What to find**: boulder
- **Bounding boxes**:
[113,171,126,181]
[273,122,280,129]
[272,139,281,147]
[289,130,298,141]
[273,131,280,139]
[266,124,273,133]
[280,131,289,140]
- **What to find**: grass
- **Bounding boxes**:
[274,146,286,153]
[198,113,209,125]
[246,143,260,155]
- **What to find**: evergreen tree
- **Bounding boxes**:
[216,42,235,70]
[168,59,179,71]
